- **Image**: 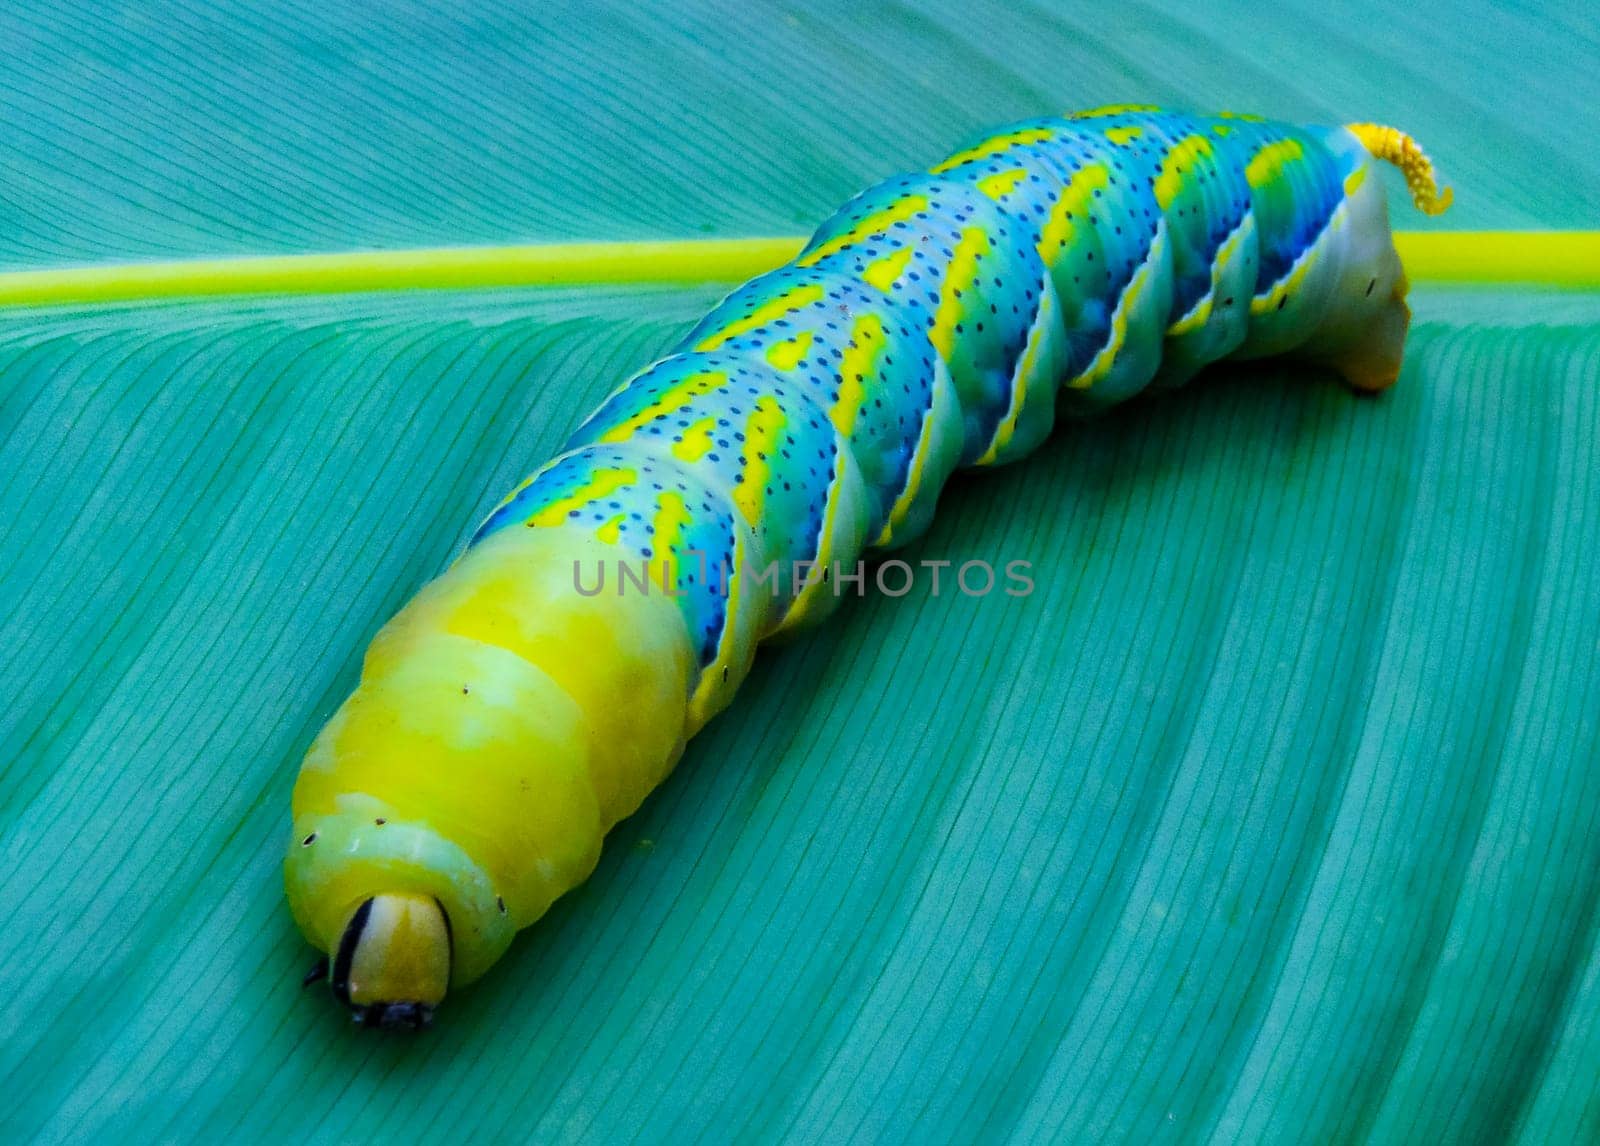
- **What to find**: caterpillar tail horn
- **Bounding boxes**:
[322,894,453,1030]
[1345,122,1454,215]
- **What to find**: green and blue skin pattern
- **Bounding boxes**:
[287,107,1414,1002]
[476,107,1377,720]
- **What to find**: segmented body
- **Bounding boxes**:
[287,107,1441,999]
[474,108,1358,726]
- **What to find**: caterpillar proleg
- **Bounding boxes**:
[284,106,1450,1027]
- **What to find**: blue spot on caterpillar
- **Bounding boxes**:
[284,107,1450,1024]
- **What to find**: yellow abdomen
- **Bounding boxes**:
[285,526,697,988]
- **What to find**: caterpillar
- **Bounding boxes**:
[285,106,1450,1027]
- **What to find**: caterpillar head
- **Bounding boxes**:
[311,893,453,1029]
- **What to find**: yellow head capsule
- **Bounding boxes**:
[326,893,453,1029]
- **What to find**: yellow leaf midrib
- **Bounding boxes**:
[0,232,1594,309]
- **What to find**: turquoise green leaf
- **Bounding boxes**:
[2,3,1598,1142]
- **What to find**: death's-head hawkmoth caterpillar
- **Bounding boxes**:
[284,107,1450,1028]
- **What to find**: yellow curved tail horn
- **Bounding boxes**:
[1346,123,1454,216]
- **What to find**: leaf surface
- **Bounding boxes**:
[2,3,1597,1141]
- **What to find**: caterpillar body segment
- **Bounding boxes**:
[285,108,1449,1025]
